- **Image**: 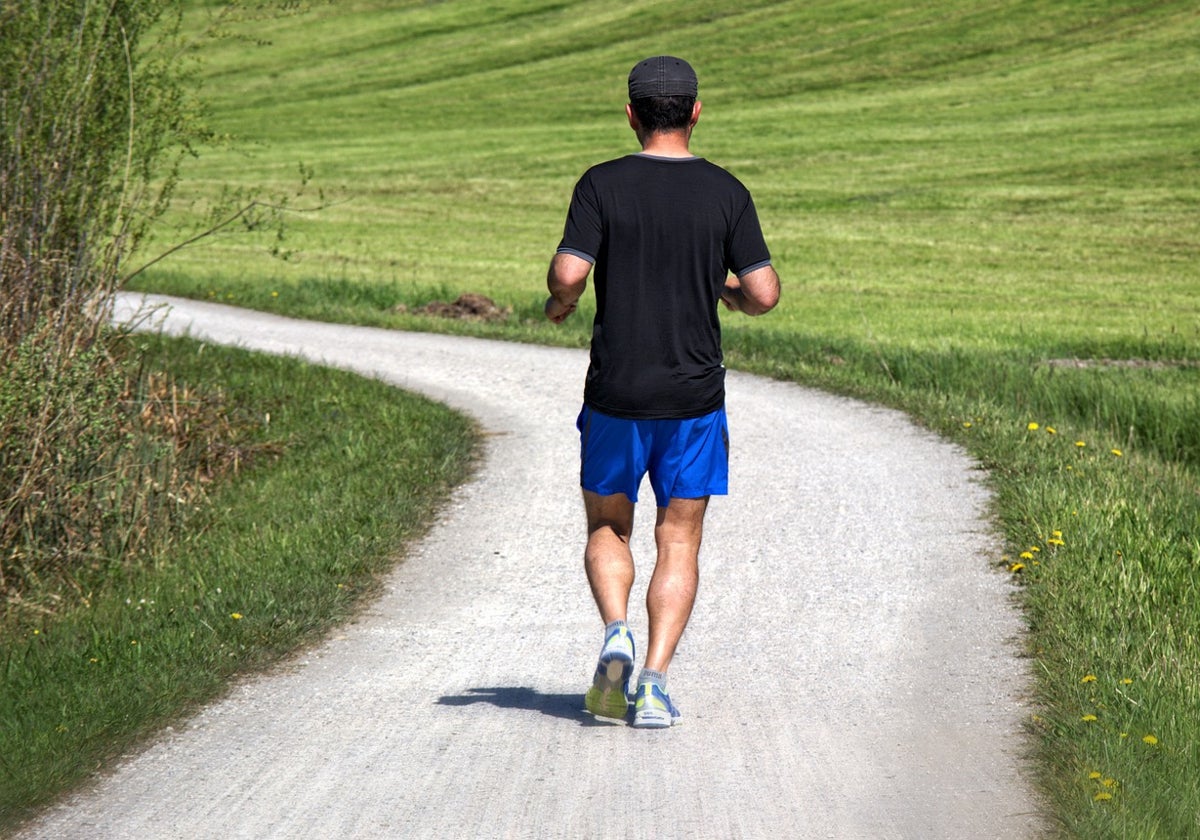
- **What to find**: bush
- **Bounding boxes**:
[0,1,204,601]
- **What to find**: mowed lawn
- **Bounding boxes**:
[146,0,1197,355]
[129,1,1198,837]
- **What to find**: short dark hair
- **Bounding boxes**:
[630,95,695,134]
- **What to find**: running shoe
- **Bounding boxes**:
[584,625,635,720]
[632,681,681,729]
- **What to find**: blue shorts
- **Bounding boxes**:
[576,405,729,506]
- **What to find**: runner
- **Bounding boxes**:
[544,55,781,728]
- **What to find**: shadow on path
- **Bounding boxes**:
[438,687,624,727]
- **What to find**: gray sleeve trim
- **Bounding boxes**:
[556,246,596,264]
[735,259,772,278]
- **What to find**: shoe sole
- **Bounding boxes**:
[584,654,632,719]
[632,710,675,729]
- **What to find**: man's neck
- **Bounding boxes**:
[639,130,693,159]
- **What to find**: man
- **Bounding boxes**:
[545,56,780,729]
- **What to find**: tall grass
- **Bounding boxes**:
[111,0,1200,835]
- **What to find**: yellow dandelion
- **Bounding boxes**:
[1088,771,1102,780]
[1009,563,1025,573]
[1020,551,1035,560]
[1143,734,1158,745]
[1102,778,1117,788]
[1120,678,1133,685]
[1094,792,1112,802]
[1111,449,1123,457]
[1120,732,1129,739]
[1075,440,1086,448]
[1082,714,1098,722]
[1027,422,1040,431]
[1045,426,1057,435]
[1081,674,1097,684]
[1047,538,1065,547]
[963,421,973,429]
[1053,530,1063,538]
[231,613,244,620]
[271,291,280,298]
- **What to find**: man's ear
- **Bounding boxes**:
[690,100,702,127]
[626,103,639,131]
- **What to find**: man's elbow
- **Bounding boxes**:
[745,297,777,316]
[753,286,780,315]
[548,252,592,298]
[741,266,781,315]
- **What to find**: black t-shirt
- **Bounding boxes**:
[557,154,771,419]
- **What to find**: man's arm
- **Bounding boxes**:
[545,252,592,323]
[721,264,780,316]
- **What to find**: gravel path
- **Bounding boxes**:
[18,293,1043,839]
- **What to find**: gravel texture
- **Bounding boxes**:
[17,294,1044,839]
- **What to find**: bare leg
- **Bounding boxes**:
[582,491,639,719]
[643,496,708,674]
[583,490,636,624]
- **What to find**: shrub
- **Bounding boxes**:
[0,1,205,600]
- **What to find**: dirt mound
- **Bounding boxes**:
[395,293,511,323]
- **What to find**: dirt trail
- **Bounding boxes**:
[18,294,1043,839]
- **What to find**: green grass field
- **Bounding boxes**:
[118,1,1200,836]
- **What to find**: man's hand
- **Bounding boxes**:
[545,296,577,323]
[720,275,743,312]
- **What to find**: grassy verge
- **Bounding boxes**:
[87,0,1200,836]
[0,333,477,832]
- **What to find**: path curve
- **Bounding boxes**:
[19,294,1042,839]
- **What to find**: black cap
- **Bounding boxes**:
[628,55,698,100]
